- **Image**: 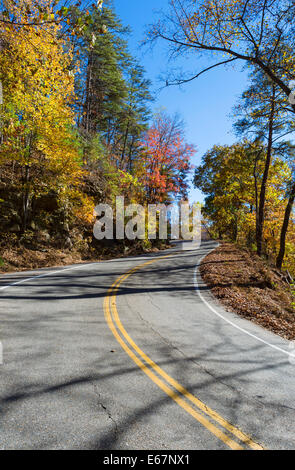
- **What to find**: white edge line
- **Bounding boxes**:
[0,263,98,291]
[194,245,290,358]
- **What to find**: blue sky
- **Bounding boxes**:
[113,0,250,202]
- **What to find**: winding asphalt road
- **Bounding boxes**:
[1,240,295,450]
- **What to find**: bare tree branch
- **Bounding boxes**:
[165,57,238,86]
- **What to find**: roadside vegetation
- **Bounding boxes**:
[0,0,194,272]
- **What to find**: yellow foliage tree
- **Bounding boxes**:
[0,1,93,229]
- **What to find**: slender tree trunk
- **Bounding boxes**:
[233,223,238,242]
[127,136,135,172]
[22,164,30,232]
[256,86,275,256]
[21,132,33,232]
[253,147,263,226]
[276,182,295,270]
[253,152,259,243]
[121,120,130,168]
[83,50,94,135]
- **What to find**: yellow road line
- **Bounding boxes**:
[104,255,264,450]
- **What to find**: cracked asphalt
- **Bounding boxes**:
[0,240,295,449]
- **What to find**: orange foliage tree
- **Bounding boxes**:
[138,112,195,203]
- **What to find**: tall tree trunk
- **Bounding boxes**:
[127,136,135,172]
[22,164,30,232]
[256,86,275,256]
[83,50,94,135]
[253,146,263,224]
[253,149,260,243]
[276,182,295,270]
[121,120,130,168]
[21,132,33,232]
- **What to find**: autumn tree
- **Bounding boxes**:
[139,112,195,203]
[147,1,295,113]
[194,142,260,241]
[0,1,88,231]
[0,0,100,28]
[194,141,291,248]
[234,69,295,256]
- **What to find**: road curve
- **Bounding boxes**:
[0,240,295,450]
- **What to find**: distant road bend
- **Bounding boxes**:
[1,240,295,450]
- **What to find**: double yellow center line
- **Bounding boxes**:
[103,254,264,450]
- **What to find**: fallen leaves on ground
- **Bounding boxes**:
[200,242,295,340]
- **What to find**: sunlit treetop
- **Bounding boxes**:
[147,0,295,112]
[0,0,102,27]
